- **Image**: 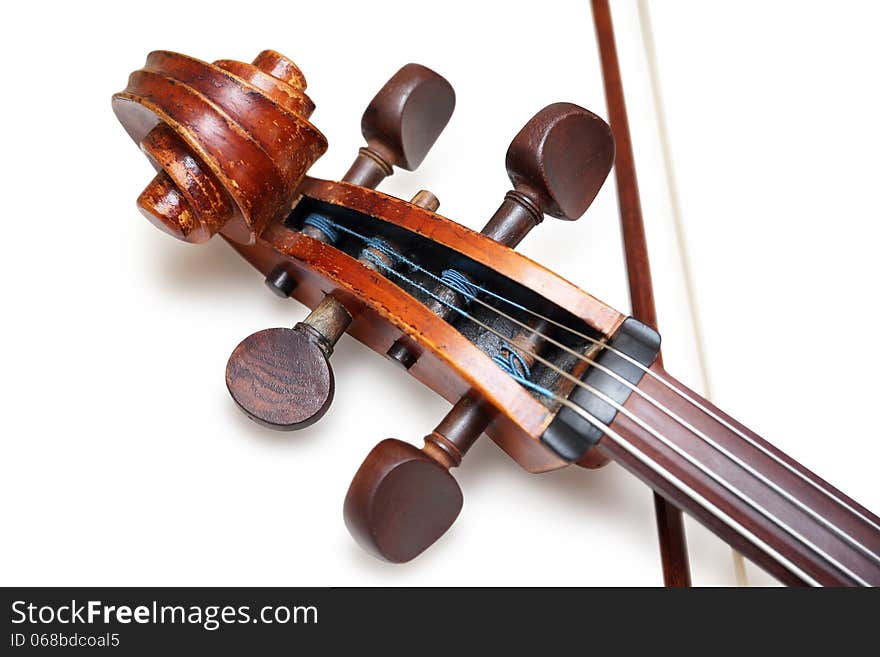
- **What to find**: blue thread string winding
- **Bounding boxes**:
[492,347,553,399]
[440,269,479,302]
[303,213,340,244]
[492,348,531,379]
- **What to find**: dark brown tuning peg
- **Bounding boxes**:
[481,102,615,247]
[344,398,486,563]
[343,63,455,188]
[225,294,352,430]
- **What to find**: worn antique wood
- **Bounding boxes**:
[113,46,880,585]
[113,50,326,245]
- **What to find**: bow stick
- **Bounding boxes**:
[591,0,691,586]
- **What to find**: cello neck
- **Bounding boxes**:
[600,362,880,586]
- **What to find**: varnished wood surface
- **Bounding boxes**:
[114,50,625,473]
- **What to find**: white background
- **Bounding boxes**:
[1,0,877,586]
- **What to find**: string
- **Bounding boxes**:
[303,216,879,579]
[440,269,480,301]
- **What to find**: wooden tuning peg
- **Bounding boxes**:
[483,101,615,247]
[352,103,615,560]
[225,294,352,430]
[344,398,486,563]
[348,323,547,562]
[342,63,455,188]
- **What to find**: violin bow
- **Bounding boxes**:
[591,0,692,586]
[593,0,756,586]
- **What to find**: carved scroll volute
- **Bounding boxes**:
[112,50,327,245]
